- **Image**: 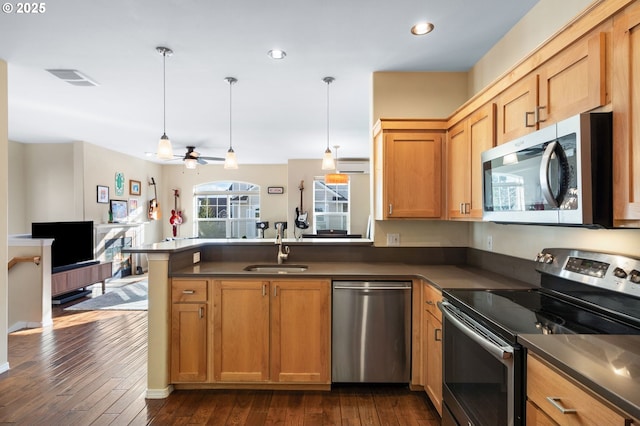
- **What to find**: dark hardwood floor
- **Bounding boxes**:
[1,297,440,425]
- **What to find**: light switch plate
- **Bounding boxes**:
[193,251,201,264]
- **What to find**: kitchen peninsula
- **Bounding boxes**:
[125,238,535,397]
[126,239,640,421]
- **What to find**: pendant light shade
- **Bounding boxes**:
[156,46,174,160]
[321,76,336,170]
[325,145,349,184]
[224,77,239,169]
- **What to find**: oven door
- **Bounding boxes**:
[439,301,523,426]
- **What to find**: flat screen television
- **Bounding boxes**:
[31,221,96,273]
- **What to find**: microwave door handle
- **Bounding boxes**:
[539,141,560,208]
[539,141,570,208]
[439,301,513,365]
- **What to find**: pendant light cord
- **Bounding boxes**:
[326,79,330,151]
[229,79,233,150]
[162,51,167,135]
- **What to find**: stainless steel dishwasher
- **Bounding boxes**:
[332,281,412,383]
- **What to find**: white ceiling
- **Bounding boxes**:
[1,0,538,165]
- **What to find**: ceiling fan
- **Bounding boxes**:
[176,146,224,168]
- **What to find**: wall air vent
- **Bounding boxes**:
[46,69,99,86]
[336,158,370,174]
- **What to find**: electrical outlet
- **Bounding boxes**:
[193,251,201,264]
[387,233,400,246]
[487,235,493,251]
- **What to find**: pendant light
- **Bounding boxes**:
[321,76,336,170]
[156,46,174,160]
[224,77,239,169]
[325,145,349,184]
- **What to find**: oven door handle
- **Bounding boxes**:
[439,301,514,364]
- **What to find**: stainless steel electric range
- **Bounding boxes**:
[439,248,640,426]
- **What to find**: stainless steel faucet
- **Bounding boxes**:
[275,223,290,264]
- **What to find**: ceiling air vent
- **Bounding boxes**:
[46,69,99,87]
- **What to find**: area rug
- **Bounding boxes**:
[65,280,148,311]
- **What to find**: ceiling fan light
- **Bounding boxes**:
[184,158,197,169]
[157,133,173,160]
[322,147,336,170]
[224,148,238,169]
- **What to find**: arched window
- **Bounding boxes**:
[194,181,260,238]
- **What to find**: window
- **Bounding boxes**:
[313,179,350,233]
[194,181,260,238]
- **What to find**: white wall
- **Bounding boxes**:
[1,59,9,372]
[468,0,595,95]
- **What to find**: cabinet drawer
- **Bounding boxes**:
[527,355,629,426]
[172,279,208,303]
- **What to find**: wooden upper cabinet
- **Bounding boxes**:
[539,32,607,127]
[373,119,446,220]
[447,103,496,219]
[496,74,538,144]
[496,32,606,145]
[613,2,640,225]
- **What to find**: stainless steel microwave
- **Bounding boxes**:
[481,112,612,227]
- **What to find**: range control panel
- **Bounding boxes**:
[564,257,610,278]
[535,248,640,298]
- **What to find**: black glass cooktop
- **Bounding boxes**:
[443,288,640,343]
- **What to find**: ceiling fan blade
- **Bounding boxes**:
[197,157,208,165]
[199,156,225,161]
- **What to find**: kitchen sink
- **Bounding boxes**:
[243,264,309,273]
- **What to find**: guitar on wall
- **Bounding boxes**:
[295,180,309,229]
[149,177,161,220]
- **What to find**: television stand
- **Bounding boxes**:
[51,262,113,301]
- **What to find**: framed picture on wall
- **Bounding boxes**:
[110,199,128,223]
[129,179,141,195]
[97,185,109,204]
[129,198,139,216]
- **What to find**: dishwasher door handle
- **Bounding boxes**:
[333,285,412,290]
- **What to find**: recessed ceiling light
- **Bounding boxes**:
[411,22,435,36]
[267,49,287,60]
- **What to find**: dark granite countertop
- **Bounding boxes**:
[519,334,640,420]
[171,262,536,291]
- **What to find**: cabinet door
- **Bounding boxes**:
[526,400,558,426]
[270,280,330,383]
[425,314,443,416]
[469,103,496,218]
[384,132,442,218]
[538,32,606,128]
[447,120,470,219]
[213,280,270,382]
[171,303,207,382]
[613,3,640,224]
[496,73,538,144]
[447,103,496,220]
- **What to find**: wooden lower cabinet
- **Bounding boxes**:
[213,279,270,382]
[212,279,331,385]
[526,353,633,425]
[171,279,209,383]
[422,283,443,415]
